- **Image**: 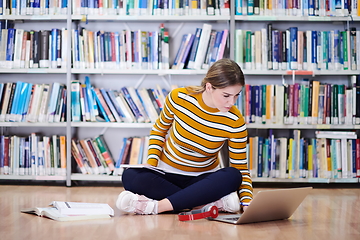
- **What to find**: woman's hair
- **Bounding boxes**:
[186,58,245,94]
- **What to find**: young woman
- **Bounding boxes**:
[116,58,253,215]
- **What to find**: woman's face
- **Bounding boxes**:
[206,83,242,112]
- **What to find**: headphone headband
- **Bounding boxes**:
[178,205,218,221]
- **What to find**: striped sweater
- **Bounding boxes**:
[147,87,253,205]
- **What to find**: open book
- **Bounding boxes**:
[21,201,114,222]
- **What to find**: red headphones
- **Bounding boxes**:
[178,205,219,221]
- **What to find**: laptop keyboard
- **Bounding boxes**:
[224,217,240,221]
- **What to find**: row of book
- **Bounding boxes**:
[235,26,360,71]
[72,24,169,70]
[0,0,68,15]
[0,82,66,123]
[238,76,360,125]
[0,0,231,16]
[72,0,231,16]
[235,0,360,16]
[0,26,68,69]
[172,25,228,70]
[0,133,67,176]
[71,135,116,175]
[72,135,148,175]
[71,76,168,122]
[248,130,360,179]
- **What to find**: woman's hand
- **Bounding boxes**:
[242,206,249,212]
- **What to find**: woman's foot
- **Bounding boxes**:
[116,191,158,215]
[212,192,240,213]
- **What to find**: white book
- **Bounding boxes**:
[125,86,150,122]
[137,88,159,123]
[61,28,68,68]
[114,90,136,123]
[193,24,212,70]
[13,29,24,69]
[341,139,348,178]
[0,29,8,68]
[30,133,39,176]
[47,82,61,123]
[27,84,44,123]
[275,85,284,125]
[38,84,51,122]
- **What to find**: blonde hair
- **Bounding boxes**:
[186,59,245,95]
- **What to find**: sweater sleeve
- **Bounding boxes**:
[228,122,253,205]
[147,89,176,166]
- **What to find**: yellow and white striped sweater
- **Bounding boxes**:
[147,87,253,205]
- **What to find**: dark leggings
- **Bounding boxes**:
[121,167,242,211]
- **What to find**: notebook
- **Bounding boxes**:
[211,187,313,224]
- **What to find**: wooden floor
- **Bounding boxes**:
[1,185,360,240]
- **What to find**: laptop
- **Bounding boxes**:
[211,187,313,224]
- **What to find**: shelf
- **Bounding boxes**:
[0,175,66,180]
[71,69,208,75]
[0,122,67,127]
[0,69,67,74]
[71,174,121,181]
[71,122,153,128]
[235,15,360,21]
[0,15,68,20]
[252,178,359,183]
[72,15,231,21]
[247,124,360,129]
[242,69,360,76]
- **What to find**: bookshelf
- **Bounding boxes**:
[0,2,359,186]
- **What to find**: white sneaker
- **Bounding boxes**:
[212,192,240,213]
[116,191,158,215]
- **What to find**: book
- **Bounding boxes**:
[21,201,114,222]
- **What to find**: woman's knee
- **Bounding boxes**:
[222,167,243,187]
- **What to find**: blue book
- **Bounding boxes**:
[254,85,260,121]
[72,29,80,68]
[177,34,195,69]
[99,31,105,67]
[187,28,202,69]
[47,82,61,122]
[6,28,15,67]
[51,29,58,69]
[272,30,280,70]
[84,76,97,122]
[71,81,81,122]
[209,31,223,65]
[92,88,109,122]
[114,137,128,172]
[9,81,23,122]
[303,0,309,15]
[34,0,40,13]
[121,87,144,122]
[289,27,298,70]
[114,32,120,67]
[247,0,254,15]
[311,30,317,70]
[309,0,314,15]
[0,1,3,15]
[171,34,187,69]
[81,85,90,121]
[107,90,126,119]
[0,84,4,106]
[100,88,122,122]
[235,0,242,15]
[22,83,33,121]
[257,137,264,177]
[16,82,29,122]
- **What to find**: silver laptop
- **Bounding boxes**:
[211,187,312,224]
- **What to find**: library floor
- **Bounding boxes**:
[1,185,360,240]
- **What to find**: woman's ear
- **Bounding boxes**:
[205,82,212,92]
